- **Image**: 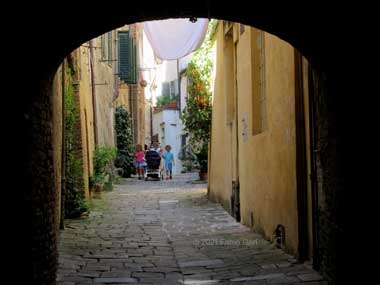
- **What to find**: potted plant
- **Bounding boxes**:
[92,146,117,192]
[195,143,208,180]
[94,174,105,192]
[181,59,212,181]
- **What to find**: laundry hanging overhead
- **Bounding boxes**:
[143,18,209,60]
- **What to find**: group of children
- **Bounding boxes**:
[134,142,174,180]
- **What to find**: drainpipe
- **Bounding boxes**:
[89,39,98,145]
[114,31,119,101]
[294,49,308,261]
[60,60,66,230]
[308,64,320,270]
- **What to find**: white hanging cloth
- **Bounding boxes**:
[143,18,209,60]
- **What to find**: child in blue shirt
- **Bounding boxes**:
[163,145,174,180]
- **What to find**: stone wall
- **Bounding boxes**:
[52,65,63,232]
[29,76,59,284]
[311,68,343,284]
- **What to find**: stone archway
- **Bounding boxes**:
[10,3,349,284]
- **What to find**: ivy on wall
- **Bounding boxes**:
[64,67,88,218]
[114,106,135,177]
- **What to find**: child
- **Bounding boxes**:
[134,144,147,179]
[163,145,174,180]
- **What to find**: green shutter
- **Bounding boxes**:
[118,31,137,84]
[108,31,112,64]
[118,31,130,83]
[101,35,106,60]
[129,37,134,83]
[132,40,137,84]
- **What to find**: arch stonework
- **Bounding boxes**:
[9,3,351,284]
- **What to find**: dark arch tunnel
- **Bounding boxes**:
[7,2,351,284]
[38,6,346,77]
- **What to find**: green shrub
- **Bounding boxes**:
[93,146,117,175]
[64,69,88,218]
[115,106,135,177]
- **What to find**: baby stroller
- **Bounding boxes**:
[144,150,164,181]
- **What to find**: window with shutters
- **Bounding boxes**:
[101,34,106,60]
[118,31,137,84]
[131,40,137,83]
[108,31,113,65]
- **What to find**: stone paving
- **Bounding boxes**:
[57,173,325,284]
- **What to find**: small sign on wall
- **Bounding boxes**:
[242,112,248,142]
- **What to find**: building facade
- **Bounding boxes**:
[152,102,183,174]
[209,22,315,262]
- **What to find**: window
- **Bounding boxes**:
[118,31,137,84]
[101,34,106,60]
[108,31,113,65]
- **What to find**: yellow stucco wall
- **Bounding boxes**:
[50,34,118,209]
[209,23,299,253]
[77,46,96,198]
[116,82,130,110]
[52,65,63,232]
[239,30,298,253]
[94,36,116,148]
[116,24,146,146]
[208,23,233,212]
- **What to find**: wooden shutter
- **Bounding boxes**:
[118,31,131,83]
[108,31,112,65]
[131,39,137,84]
[118,31,137,84]
[101,34,106,60]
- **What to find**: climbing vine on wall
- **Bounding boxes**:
[115,106,135,177]
[181,20,216,172]
[64,67,88,218]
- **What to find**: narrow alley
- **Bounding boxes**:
[57,173,324,284]
[17,7,349,283]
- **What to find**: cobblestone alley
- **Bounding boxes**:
[57,173,325,284]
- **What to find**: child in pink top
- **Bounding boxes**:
[134,144,147,179]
